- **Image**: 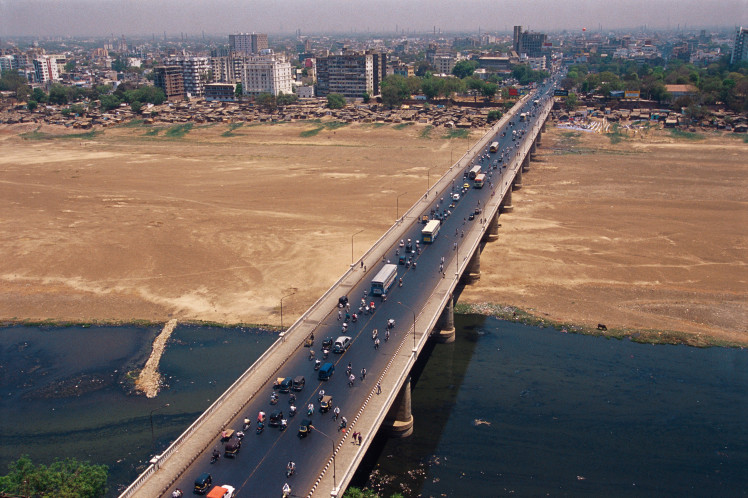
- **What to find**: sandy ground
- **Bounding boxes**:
[0,120,745,345]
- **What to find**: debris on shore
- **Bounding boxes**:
[135,319,177,398]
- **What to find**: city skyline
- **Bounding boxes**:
[1,0,746,37]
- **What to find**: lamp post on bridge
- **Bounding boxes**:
[351,229,364,266]
[312,426,338,494]
[150,403,170,447]
[397,301,417,354]
[396,191,408,221]
[280,291,296,329]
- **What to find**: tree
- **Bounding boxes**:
[380,75,410,108]
[32,87,48,104]
[421,76,444,100]
[27,100,38,111]
[487,110,503,122]
[415,60,435,77]
[256,92,277,110]
[100,94,122,111]
[326,93,346,109]
[64,60,76,73]
[440,77,464,99]
[277,92,298,106]
[362,92,370,103]
[564,93,578,111]
[130,100,143,113]
[49,83,74,105]
[235,83,243,97]
[452,60,478,79]
[0,455,108,498]
[481,82,499,101]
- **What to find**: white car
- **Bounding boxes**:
[452,193,460,201]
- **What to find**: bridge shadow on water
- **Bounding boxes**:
[350,312,485,497]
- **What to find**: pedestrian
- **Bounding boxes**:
[376,382,381,394]
[360,261,363,268]
[358,433,363,445]
[309,349,315,360]
[361,368,367,380]
[333,406,340,420]
[374,338,380,350]
[349,373,355,387]
[338,310,342,321]
[385,329,390,341]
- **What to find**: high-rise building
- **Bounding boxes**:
[32,56,59,84]
[164,57,211,97]
[229,33,269,55]
[513,26,523,54]
[241,53,293,96]
[211,54,247,84]
[732,27,748,65]
[316,49,387,98]
[513,26,547,58]
[153,66,185,100]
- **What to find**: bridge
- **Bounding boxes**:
[120,77,558,498]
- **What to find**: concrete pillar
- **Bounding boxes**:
[487,211,500,238]
[501,188,513,213]
[530,140,537,154]
[513,167,523,190]
[384,376,414,437]
[542,119,547,132]
[435,293,455,343]
[522,155,530,172]
[536,130,542,146]
[467,249,481,280]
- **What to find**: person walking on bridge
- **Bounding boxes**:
[361,368,367,380]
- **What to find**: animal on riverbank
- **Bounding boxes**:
[597,323,607,331]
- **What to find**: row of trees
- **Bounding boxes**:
[0,456,107,497]
[561,56,748,112]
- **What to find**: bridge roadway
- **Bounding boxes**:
[122,77,559,498]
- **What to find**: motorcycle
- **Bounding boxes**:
[289,405,297,417]
[314,359,321,370]
[286,464,295,478]
[210,450,220,464]
[243,418,251,431]
[270,393,279,405]
[256,421,265,434]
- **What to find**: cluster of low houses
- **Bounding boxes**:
[1,94,745,133]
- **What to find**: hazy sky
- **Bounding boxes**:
[1,0,746,37]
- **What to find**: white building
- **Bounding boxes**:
[241,53,292,96]
[32,56,59,84]
[0,55,17,72]
[296,85,315,98]
[165,57,211,98]
[732,27,748,65]
[433,55,456,75]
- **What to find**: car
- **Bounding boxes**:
[318,362,334,380]
[194,473,213,495]
[206,485,236,498]
[452,193,460,201]
[333,336,351,353]
[468,213,475,220]
[320,395,333,413]
[274,377,293,393]
[269,410,284,427]
[292,375,305,391]
[463,183,470,190]
[298,419,314,438]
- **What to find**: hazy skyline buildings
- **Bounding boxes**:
[1,0,746,37]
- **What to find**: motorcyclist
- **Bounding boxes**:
[282,483,291,497]
[289,404,297,416]
[289,393,296,404]
[287,461,296,474]
[280,418,288,431]
[243,417,251,430]
[318,389,325,400]
[307,403,314,416]
[172,489,183,498]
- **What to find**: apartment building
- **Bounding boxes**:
[513,25,547,58]
[32,56,59,84]
[732,27,748,65]
[164,57,211,97]
[316,49,387,98]
[241,53,293,96]
[211,54,247,84]
[229,33,269,55]
[153,66,185,100]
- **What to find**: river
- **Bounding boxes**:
[1,317,746,496]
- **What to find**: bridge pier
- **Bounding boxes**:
[536,130,542,146]
[513,167,523,190]
[434,293,455,343]
[467,249,481,280]
[501,188,513,213]
[384,376,414,438]
[530,140,537,155]
[522,155,530,173]
[486,211,500,240]
[542,119,547,132]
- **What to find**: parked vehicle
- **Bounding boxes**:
[332,336,351,353]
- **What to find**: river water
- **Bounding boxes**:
[1,317,746,497]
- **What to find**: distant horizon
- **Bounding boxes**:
[1,0,746,38]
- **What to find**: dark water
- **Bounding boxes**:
[353,315,748,497]
[2,318,746,497]
[0,324,276,496]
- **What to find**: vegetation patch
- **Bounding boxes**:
[20,129,100,141]
[669,128,705,140]
[300,125,325,137]
[221,122,244,137]
[455,302,744,348]
[164,123,193,138]
[393,122,414,130]
[118,119,146,128]
[442,128,469,139]
[143,128,160,136]
[324,121,349,130]
[419,125,434,139]
[607,126,627,144]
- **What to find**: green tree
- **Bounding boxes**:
[0,455,107,498]
[27,100,38,111]
[421,76,444,100]
[32,87,48,104]
[64,60,76,72]
[235,83,243,97]
[415,60,435,77]
[49,83,74,105]
[100,94,122,111]
[440,77,464,99]
[452,60,478,79]
[256,92,277,110]
[564,93,578,111]
[111,57,128,72]
[277,92,298,106]
[362,92,370,103]
[130,100,143,113]
[380,75,410,108]
[481,82,499,101]
[487,109,503,122]
[326,92,346,109]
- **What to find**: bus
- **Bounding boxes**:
[489,141,499,153]
[474,173,486,188]
[371,264,398,297]
[422,219,440,244]
[469,165,482,179]
[520,112,528,122]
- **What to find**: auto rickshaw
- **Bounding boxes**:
[292,375,305,392]
[320,395,333,413]
[269,410,284,427]
[298,419,314,438]
[194,473,213,494]
[220,429,234,442]
[398,255,406,265]
[224,439,241,458]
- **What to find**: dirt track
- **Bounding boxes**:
[0,120,745,345]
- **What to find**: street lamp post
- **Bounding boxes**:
[397,301,417,352]
[396,192,408,221]
[312,426,338,493]
[150,403,170,446]
[351,229,364,266]
[280,291,296,329]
